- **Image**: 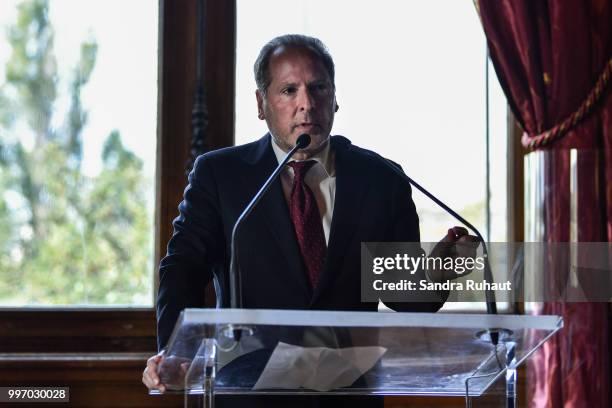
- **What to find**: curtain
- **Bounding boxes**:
[476,1,612,407]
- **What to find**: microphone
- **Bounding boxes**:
[367,151,499,344]
[229,133,311,309]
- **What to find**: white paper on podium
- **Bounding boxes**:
[253,342,387,392]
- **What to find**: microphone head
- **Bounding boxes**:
[296,133,311,149]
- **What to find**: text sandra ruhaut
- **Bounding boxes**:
[373,279,512,292]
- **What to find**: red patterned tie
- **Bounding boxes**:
[287,160,327,288]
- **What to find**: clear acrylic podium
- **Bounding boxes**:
[154,309,562,407]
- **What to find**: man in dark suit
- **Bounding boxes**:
[143,34,473,407]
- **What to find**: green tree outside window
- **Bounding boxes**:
[0,0,153,305]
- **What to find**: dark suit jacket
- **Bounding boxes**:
[156,134,444,407]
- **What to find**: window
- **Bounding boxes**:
[0,0,158,306]
[235,0,509,310]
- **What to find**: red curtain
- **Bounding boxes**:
[476,1,612,407]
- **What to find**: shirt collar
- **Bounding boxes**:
[270,135,334,177]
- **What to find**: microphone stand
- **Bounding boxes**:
[373,155,499,345]
[229,134,311,309]
[399,173,497,315]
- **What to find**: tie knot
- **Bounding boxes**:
[288,160,316,180]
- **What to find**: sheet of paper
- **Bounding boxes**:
[253,342,387,392]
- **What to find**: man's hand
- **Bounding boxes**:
[143,351,192,393]
[142,351,166,393]
[427,226,481,283]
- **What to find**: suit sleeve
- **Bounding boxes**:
[381,170,447,312]
[156,154,225,350]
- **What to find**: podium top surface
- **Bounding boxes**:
[181,308,562,330]
[158,309,562,397]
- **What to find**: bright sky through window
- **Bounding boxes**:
[235,0,507,243]
[0,0,158,306]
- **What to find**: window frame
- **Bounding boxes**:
[1,2,526,406]
[1,0,524,352]
[0,0,236,354]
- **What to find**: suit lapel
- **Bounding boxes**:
[241,134,312,299]
[311,136,371,304]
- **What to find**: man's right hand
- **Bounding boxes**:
[142,351,166,393]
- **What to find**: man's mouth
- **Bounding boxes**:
[295,123,319,130]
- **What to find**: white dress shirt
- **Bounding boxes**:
[271,138,336,244]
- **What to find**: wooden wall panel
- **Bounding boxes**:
[156,0,198,270]
[0,356,182,407]
[0,310,156,353]
[156,0,236,272]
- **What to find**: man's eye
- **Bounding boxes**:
[312,83,329,93]
[282,87,296,95]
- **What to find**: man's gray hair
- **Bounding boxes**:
[254,34,335,95]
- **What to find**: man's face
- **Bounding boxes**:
[256,45,337,157]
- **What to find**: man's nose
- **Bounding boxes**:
[297,88,315,111]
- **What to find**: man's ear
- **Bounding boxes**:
[334,97,339,112]
[256,90,265,120]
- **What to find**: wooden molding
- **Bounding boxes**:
[0,309,157,353]
[0,354,183,407]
